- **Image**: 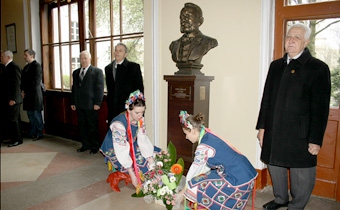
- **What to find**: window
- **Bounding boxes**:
[275,0,340,108]
[71,21,79,41]
[40,0,144,91]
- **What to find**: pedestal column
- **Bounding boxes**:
[164,75,214,173]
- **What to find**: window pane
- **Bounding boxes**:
[122,0,144,34]
[96,0,111,37]
[61,45,71,90]
[53,47,61,89]
[70,44,80,90]
[52,8,59,43]
[85,0,90,39]
[113,0,120,35]
[125,38,144,75]
[70,3,79,41]
[96,41,111,69]
[60,5,70,42]
[286,0,338,6]
[287,19,340,108]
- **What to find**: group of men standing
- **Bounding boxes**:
[0,49,44,147]
[70,43,144,154]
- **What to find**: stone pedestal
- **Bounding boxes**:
[164,75,214,173]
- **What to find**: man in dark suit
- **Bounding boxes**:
[0,54,9,142]
[71,50,104,154]
[104,43,144,124]
[1,50,23,147]
[21,49,44,140]
[169,2,218,65]
[256,23,331,210]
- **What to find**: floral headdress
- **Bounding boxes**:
[179,110,193,130]
[125,90,145,110]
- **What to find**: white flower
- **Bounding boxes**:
[169,176,176,183]
[156,161,163,167]
[159,187,166,196]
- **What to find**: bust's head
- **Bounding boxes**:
[180,3,204,34]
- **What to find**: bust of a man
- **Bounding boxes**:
[169,3,218,68]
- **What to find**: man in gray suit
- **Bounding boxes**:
[71,50,104,154]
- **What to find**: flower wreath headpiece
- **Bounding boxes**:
[125,90,145,110]
[179,110,193,130]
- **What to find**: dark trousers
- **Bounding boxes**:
[77,109,99,150]
[0,104,9,139]
[268,164,316,210]
[8,103,22,143]
[27,110,44,137]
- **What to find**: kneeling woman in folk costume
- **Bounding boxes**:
[177,111,258,210]
[100,90,160,191]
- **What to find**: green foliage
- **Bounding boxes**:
[330,67,340,107]
[167,141,177,166]
[131,191,145,197]
[63,75,70,89]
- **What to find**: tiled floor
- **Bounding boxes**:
[1,135,339,210]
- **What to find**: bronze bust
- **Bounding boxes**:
[169,3,218,75]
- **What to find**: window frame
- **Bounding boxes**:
[274,0,340,59]
[40,0,144,91]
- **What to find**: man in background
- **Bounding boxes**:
[71,50,104,154]
[1,50,23,147]
[21,49,44,140]
[104,43,144,124]
[0,51,10,142]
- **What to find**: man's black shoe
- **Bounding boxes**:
[8,141,23,147]
[263,200,288,210]
[89,149,98,154]
[33,135,44,141]
[77,147,88,152]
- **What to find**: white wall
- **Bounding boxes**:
[144,0,265,167]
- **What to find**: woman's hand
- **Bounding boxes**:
[176,188,185,205]
[147,157,155,171]
[128,168,138,188]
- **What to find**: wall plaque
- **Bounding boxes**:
[170,86,192,100]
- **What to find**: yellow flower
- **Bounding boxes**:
[171,164,183,175]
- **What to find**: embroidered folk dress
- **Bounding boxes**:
[184,130,258,210]
[100,112,160,173]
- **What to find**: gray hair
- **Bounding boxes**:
[80,50,91,58]
[115,43,128,53]
[4,50,13,59]
[287,23,312,40]
[24,49,36,58]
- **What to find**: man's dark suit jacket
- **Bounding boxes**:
[71,65,104,109]
[21,60,43,111]
[169,31,218,64]
[4,61,22,105]
[256,48,331,168]
[105,58,144,122]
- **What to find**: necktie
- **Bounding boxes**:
[80,68,85,81]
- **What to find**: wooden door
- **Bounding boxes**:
[314,108,340,201]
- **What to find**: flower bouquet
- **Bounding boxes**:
[135,142,185,210]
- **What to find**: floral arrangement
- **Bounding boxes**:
[134,142,184,210]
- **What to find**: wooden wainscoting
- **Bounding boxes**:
[44,90,108,143]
